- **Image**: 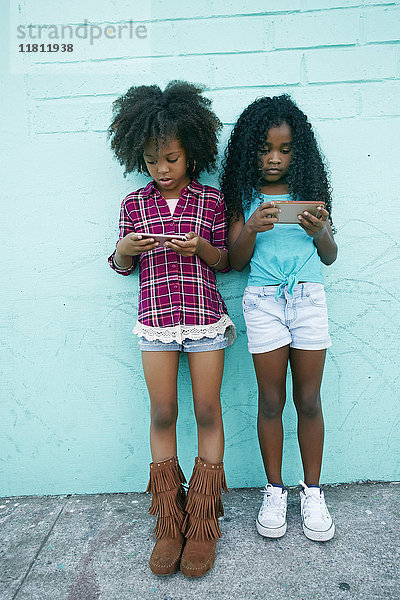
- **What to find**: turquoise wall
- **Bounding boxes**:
[1,1,399,496]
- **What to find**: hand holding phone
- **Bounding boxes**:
[247,201,280,234]
[116,232,160,257]
[297,205,330,239]
[164,231,201,257]
[139,233,188,244]
[274,201,325,224]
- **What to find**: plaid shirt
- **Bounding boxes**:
[108,179,231,329]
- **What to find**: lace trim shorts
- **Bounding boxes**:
[243,282,332,354]
[138,332,228,352]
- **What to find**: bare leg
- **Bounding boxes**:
[289,348,326,486]
[252,345,290,485]
[141,351,180,463]
[187,349,225,464]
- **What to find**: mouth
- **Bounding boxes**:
[159,178,173,185]
[265,169,281,175]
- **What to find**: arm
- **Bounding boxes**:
[164,233,229,271]
[208,192,230,272]
[108,197,159,275]
[197,236,229,271]
[313,224,337,265]
[298,207,338,265]
[228,202,280,271]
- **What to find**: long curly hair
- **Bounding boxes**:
[220,94,334,229]
[108,81,222,179]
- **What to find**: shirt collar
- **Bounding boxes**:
[141,179,202,199]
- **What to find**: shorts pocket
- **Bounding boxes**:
[242,292,261,312]
[306,287,327,308]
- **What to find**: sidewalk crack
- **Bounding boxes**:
[12,502,66,600]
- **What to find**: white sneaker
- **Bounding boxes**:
[256,483,287,538]
[299,480,335,541]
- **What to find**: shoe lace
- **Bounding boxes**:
[299,480,329,520]
[260,487,286,518]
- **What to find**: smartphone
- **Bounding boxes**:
[273,201,325,224]
[138,233,188,243]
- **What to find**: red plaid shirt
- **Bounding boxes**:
[108,179,231,329]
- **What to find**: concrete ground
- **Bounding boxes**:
[0,482,399,600]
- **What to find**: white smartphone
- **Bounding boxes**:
[273,201,325,224]
[138,233,188,243]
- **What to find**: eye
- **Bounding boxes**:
[167,158,178,163]
[281,148,292,154]
[258,148,269,155]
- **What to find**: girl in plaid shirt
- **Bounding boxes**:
[108,82,235,578]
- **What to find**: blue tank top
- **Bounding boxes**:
[243,193,324,300]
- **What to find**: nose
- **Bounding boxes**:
[268,151,281,164]
[157,160,169,175]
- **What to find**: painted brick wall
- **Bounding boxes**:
[1,1,399,496]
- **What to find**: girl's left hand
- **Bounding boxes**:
[298,206,329,239]
[164,231,200,256]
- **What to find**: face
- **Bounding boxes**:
[258,122,293,186]
[143,138,190,198]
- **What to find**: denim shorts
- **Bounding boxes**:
[138,332,228,353]
[243,282,332,354]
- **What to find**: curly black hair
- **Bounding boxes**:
[220,94,334,229]
[108,81,222,179]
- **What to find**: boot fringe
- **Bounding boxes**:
[183,513,222,540]
[183,457,228,541]
[187,457,228,496]
[184,489,224,520]
[146,458,186,493]
[146,457,186,539]
[149,486,186,519]
[154,514,184,538]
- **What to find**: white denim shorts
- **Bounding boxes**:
[242,283,332,354]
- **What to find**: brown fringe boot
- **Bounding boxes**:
[146,456,186,575]
[180,456,228,578]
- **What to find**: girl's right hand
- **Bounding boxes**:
[245,202,280,234]
[116,233,159,257]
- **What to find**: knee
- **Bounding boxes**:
[295,392,322,419]
[194,401,221,429]
[258,393,285,420]
[151,403,177,430]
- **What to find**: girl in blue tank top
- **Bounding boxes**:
[221,94,338,542]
